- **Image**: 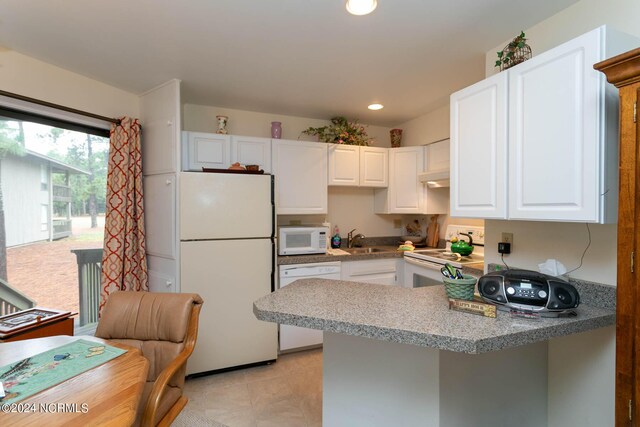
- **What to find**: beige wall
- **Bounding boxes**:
[0,49,139,118]
[398,105,450,147]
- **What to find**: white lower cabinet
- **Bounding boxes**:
[341,259,401,286]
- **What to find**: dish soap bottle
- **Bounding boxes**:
[331,225,342,249]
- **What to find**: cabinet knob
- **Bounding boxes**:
[166,179,172,185]
[165,280,172,287]
[167,120,173,126]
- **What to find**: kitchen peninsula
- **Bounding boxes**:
[254,279,615,427]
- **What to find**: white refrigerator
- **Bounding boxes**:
[179,172,277,375]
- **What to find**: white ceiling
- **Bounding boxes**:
[0,1,578,126]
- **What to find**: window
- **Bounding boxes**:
[0,107,110,329]
[40,204,48,231]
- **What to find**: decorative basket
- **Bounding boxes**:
[443,275,477,301]
[496,31,532,71]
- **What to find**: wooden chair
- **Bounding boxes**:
[95,291,203,427]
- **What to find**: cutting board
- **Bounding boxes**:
[426,215,439,247]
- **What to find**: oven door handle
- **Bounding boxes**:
[404,257,444,270]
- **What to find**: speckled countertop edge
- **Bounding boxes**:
[254,278,615,354]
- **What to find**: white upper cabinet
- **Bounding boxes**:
[182,131,231,171]
[181,133,272,172]
[450,72,508,219]
[424,139,450,173]
[327,145,388,187]
[374,147,448,214]
[360,146,388,187]
[272,139,328,214]
[328,144,359,186]
[508,28,602,222]
[231,135,272,173]
[140,80,181,176]
[450,26,627,223]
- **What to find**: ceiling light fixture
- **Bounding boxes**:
[368,103,384,110]
[346,0,377,16]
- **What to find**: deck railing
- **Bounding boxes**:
[71,248,103,326]
[53,219,73,240]
[0,278,36,316]
[52,184,72,201]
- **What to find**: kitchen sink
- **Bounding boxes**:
[343,247,390,254]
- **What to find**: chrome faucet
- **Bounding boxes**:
[347,229,366,248]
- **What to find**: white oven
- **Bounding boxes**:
[402,225,485,288]
[403,256,448,288]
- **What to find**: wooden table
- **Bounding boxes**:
[0,335,149,426]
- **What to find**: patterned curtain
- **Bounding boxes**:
[99,117,148,313]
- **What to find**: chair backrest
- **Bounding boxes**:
[95,291,203,385]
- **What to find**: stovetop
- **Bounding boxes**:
[404,248,485,268]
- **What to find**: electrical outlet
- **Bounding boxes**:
[393,219,402,228]
[501,232,513,245]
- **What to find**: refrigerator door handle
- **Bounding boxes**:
[271,237,276,293]
[270,175,275,239]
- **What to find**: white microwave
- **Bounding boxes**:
[278,226,328,256]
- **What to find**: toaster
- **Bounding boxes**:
[477,269,580,317]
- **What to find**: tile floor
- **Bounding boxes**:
[184,348,323,427]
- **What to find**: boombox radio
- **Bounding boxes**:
[477,269,580,317]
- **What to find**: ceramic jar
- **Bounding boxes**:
[390,128,403,148]
[216,115,229,134]
[271,121,282,139]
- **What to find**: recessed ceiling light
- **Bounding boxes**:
[368,103,384,110]
[346,0,377,16]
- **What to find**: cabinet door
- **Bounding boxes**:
[231,136,272,173]
[360,146,388,187]
[143,174,176,259]
[374,147,424,214]
[508,29,601,222]
[328,144,359,186]
[424,139,449,172]
[341,259,399,286]
[140,80,181,176]
[450,72,508,219]
[182,131,231,171]
[272,139,328,214]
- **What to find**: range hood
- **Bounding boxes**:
[418,170,450,188]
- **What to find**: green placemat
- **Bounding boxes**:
[0,339,126,404]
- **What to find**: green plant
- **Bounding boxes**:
[495,31,528,68]
[301,116,372,146]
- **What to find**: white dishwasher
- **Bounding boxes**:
[278,261,341,352]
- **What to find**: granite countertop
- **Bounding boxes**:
[277,245,403,265]
[253,278,615,354]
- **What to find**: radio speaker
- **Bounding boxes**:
[547,281,580,309]
[478,278,502,298]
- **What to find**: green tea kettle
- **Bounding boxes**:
[450,233,474,256]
